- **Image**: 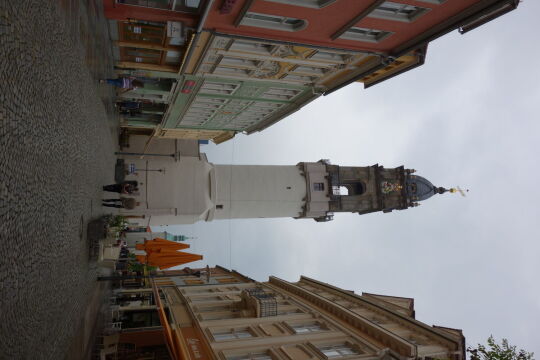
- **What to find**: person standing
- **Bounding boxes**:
[103,180,138,194]
[102,197,139,209]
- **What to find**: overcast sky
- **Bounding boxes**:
[158,1,539,355]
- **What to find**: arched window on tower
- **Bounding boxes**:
[340,182,366,196]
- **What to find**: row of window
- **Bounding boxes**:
[263,0,445,10]
[240,1,446,43]
[210,320,330,341]
[118,0,202,13]
[199,81,303,101]
[192,295,305,320]
[182,276,240,285]
[223,342,361,360]
[200,36,366,87]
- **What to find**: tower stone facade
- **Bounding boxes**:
[297,160,447,222]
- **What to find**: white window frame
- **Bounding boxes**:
[339,27,393,43]
[369,1,430,23]
[290,322,326,334]
[416,0,445,4]
[226,351,273,360]
[261,88,302,101]
[316,343,361,358]
[241,12,308,32]
[116,0,202,13]
[277,308,303,316]
[213,328,254,342]
[198,81,240,95]
[191,295,224,302]
[263,0,337,9]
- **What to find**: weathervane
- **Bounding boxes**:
[449,187,469,197]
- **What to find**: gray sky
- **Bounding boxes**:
[159,1,540,355]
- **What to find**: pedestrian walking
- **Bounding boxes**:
[100,76,144,94]
[117,100,141,115]
[103,180,138,194]
[117,100,141,110]
[102,197,140,209]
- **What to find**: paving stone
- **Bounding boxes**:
[0,0,117,358]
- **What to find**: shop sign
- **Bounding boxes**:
[181,80,196,94]
[179,327,211,360]
[167,21,183,38]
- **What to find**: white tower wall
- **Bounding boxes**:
[120,155,215,226]
[213,165,307,220]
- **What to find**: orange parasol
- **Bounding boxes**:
[143,250,203,270]
[135,238,190,252]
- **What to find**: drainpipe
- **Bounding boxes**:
[197,0,215,33]
[178,0,215,74]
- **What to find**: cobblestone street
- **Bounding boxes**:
[0,0,116,358]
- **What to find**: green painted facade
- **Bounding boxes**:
[162,75,317,133]
[118,71,318,134]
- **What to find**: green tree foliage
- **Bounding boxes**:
[107,215,128,229]
[468,336,534,360]
[127,253,157,272]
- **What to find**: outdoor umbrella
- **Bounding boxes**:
[136,249,203,270]
[135,238,190,252]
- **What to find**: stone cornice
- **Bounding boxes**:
[269,276,417,357]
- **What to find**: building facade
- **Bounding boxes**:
[102,266,465,360]
[104,0,518,145]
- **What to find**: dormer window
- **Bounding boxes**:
[241,12,308,32]
[264,0,336,8]
[369,1,429,22]
[339,27,392,43]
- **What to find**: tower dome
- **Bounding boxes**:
[405,175,448,202]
